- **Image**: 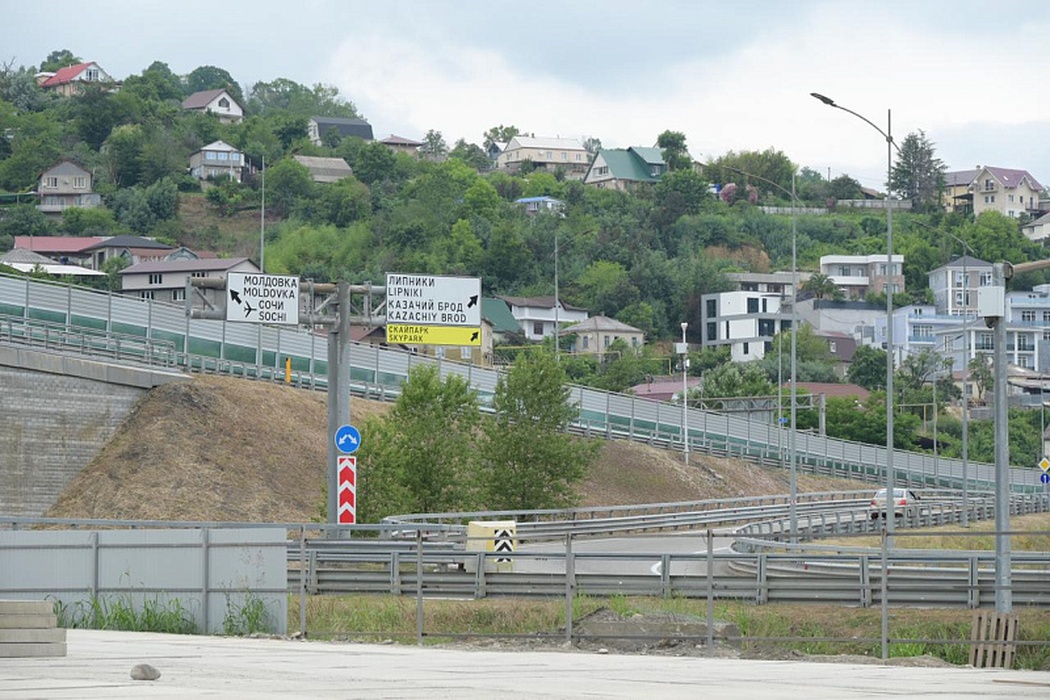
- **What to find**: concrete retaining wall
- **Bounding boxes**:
[0,347,188,517]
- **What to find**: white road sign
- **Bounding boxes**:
[226,272,300,325]
[385,273,481,327]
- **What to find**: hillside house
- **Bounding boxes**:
[970,166,1043,219]
[189,141,244,183]
[36,161,101,214]
[819,253,905,299]
[35,62,117,96]
[181,88,244,123]
[515,196,565,215]
[497,295,588,342]
[700,290,792,363]
[292,155,353,184]
[559,316,645,357]
[120,257,259,305]
[308,116,373,146]
[584,147,667,190]
[496,136,590,178]
[80,235,175,271]
[0,248,104,278]
[12,236,106,267]
[380,134,424,156]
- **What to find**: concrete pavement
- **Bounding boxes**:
[1,629,1048,699]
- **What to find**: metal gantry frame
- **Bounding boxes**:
[188,278,389,526]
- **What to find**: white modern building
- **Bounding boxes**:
[497,295,588,343]
[819,253,904,300]
[700,290,790,362]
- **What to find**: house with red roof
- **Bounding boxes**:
[12,236,106,267]
[35,62,117,96]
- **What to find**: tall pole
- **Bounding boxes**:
[681,322,689,466]
[260,155,266,271]
[554,229,559,361]
[961,254,970,527]
[789,172,798,540]
[991,261,1011,612]
[811,92,896,542]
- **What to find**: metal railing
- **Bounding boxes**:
[1,273,1043,493]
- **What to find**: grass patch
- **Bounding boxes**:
[53,593,197,635]
[819,512,1050,551]
[292,594,1050,670]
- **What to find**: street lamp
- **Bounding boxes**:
[811,92,899,539]
[708,162,799,539]
[554,228,559,361]
[679,322,690,466]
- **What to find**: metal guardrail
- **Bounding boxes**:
[1,272,1043,494]
[0,313,178,367]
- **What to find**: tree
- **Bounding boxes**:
[265,158,316,217]
[448,138,490,170]
[701,362,774,406]
[356,365,481,521]
[582,136,602,155]
[576,260,639,317]
[968,355,993,404]
[889,130,946,211]
[247,78,357,118]
[40,49,82,73]
[122,61,183,102]
[185,65,243,102]
[847,345,888,390]
[420,129,448,159]
[706,148,796,201]
[800,272,843,300]
[827,174,863,201]
[483,124,520,149]
[656,130,692,171]
[480,349,599,510]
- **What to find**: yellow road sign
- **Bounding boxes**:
[1040,457,1050,473]
[386,324,482,346]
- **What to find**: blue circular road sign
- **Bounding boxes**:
[1041,473,1050,485]
[335,424,362,454]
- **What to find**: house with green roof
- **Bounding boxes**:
[584,147,667,191]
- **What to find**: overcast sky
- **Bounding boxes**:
[5,0,1050,190]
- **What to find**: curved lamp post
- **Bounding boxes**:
[811,92,899,542]
[707,162,800,539]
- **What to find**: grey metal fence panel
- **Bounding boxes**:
[0,528,287,635]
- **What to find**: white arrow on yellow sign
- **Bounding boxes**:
[386,324,482,347]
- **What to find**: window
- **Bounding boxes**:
[1022,310,1036,322]
[148,273,162,285]
[603,335,610,348]
[1020,356,1032,368]
[45,176,57,188]
[706,322,716,341]
[746,297,759,313]
[980,272,992,286]
[72,176,86,189]
[829,341,837,353]
[139,290,155,300]
[761,298,768,313]
[1043,330,1050,341]
[1018,335,1033,351]
[205,151,217,160]
[86,69,99,81]
[631,337,639,347]
[562,152,568,161]
[742,342,749,355]
[984,178,994,191]
[1043,311,1050,323]
[533,322,543,336]
[217,151,228,160]
[582,336,589,349]
[172,288,185,302]
[706,299,716,317]
[838,265,851,276]
[1008,194,1015,203]
[218,97,230,109]
[978,332,994,349]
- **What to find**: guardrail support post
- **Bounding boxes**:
[201,527,210,634]
[564,534,574,645]
[880,527,889,660]
[660,554,671,598]
[859,555,870,607]
[299,526,307,637]
[390,552,401,594]
[416,530,424,646]
[706,529,715,656]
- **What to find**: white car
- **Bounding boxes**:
[869,488,920,519]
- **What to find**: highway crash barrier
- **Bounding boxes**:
[464,520,516,574]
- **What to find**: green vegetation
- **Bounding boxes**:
[357,350,600,521]
[52,594,197,634]
[292,595,1050,669]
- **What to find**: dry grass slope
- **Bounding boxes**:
[48,375,869,522]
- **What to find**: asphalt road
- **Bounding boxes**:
[2,630,1047,699]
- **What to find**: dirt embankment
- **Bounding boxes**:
[47,375,866,521]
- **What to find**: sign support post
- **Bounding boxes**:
[327,281,352,529]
